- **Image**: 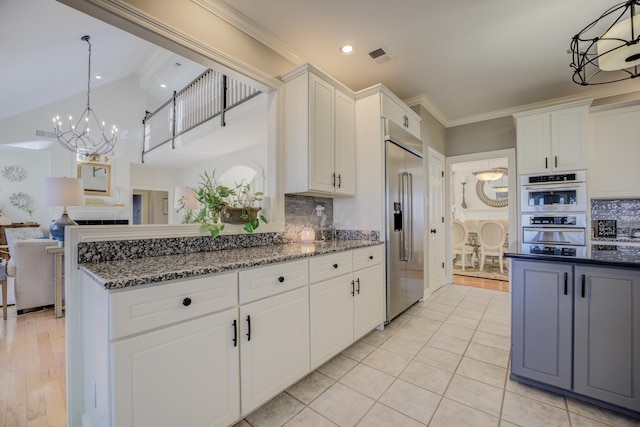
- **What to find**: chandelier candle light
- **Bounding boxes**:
[53,35,118,157]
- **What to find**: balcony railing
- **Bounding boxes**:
[142,69,261,162]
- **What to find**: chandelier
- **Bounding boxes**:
[53,35,118,157]
[570,1,640,85]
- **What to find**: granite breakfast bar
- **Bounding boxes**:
[506,244,640,419]
[65,225,385,427]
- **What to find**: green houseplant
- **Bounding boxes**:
[176,171,267,237]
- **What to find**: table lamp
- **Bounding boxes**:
[45,177,85,244]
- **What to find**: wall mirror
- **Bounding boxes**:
[78,163,112,196]
[476,167,508,208]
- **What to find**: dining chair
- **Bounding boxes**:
[477,220,507,273]
[452,220,476,271]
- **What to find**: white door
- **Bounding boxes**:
[428,149,446,293]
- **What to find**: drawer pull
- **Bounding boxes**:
[369,255,374,260]
[232,319,237,347]
[333,263,338,269]
[182,297,192,307]
[278,276,285,283]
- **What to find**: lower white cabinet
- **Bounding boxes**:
[239,286,310,415]
[112,308,240,427]
[353,263,384,340]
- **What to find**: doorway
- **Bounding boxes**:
[131,189,169,225]
[445,149,516,291]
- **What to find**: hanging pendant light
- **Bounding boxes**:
[53,35,118,157]
[473,169,505,182]
[570,1,640,85]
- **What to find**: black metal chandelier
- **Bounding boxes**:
[570,0,640,85]
[53,35,118,156]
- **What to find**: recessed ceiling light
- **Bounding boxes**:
[340,44,355,55]
[160,83,167,88]
[95,75,102,79]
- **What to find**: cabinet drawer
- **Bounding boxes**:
[110,272,238,340]
[239,259,309,304]
[309,252,353,283]
[353,245,384,271]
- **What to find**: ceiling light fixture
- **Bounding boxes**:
[53,35,118,157]
[340,44,355,55]
[570,0,640,85]
[473,169,505,182]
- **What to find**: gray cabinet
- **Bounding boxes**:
[512,259,640,414]
[511,260,573,389]
[574,266,640,412]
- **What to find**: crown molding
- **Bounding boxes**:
[192,0,308,66]
[404,94,448,127]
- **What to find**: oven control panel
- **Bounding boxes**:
[528,216,577,225]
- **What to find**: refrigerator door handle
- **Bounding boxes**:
[400,172,410,261]
[407,172,413,262]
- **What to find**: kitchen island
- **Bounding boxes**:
[65,225,385,427]
[506,245,640,419]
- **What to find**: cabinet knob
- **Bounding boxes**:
[278,276,285,283]
[182,297,192,307]
[333,263,338,269]
[369,255,374,260]
[431,229,437,234]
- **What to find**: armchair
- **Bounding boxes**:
[4,228,58,314]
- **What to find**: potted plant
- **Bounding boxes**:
[220,179,267,233]
[176,171,267,237]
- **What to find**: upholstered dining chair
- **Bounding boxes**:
[477,220,507,274]
[452,220,476,271]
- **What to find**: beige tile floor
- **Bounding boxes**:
[235,284,640,427]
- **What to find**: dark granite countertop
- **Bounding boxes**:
[80,240,383,290]
[505,243,640,269]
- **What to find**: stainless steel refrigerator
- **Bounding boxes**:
[385,139,424,322]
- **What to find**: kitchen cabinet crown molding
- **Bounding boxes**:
[282,63,354,98]
[512,99,593,122]
[355,83,421,122]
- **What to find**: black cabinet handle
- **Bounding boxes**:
[338,174,342,188]
[356,278,360,295]
[563,272,568,295]
[351,280,355,296]
[246,315,251,341]
[182,297,192,307]
[278,276,285,283]
[332,173,336,187]
[333,263,338,269]
[555,156,558,168]
[369,255,374,260]
[232,319,237,347]
[545,157,548,169]
[581,275,586,298]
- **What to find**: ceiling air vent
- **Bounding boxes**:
[36,129,56,138]
[369,47,392,64]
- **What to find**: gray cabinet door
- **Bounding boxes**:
[511,260,573,389]
[574,266,640,411]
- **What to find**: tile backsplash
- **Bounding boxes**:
[284,194,335,240]
[591,199,640,238]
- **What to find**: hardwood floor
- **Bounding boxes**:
[453,274,510,292]
[0,306,66,427]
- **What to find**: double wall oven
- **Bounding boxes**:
[520,171,587,257]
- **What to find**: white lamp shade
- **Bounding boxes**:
[174,186,199,210]
[45,177,85,207]
[597,14,640,71]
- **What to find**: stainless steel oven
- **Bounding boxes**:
[521,214,587,257]
[520,171,587,213]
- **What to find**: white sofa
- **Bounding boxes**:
[5,228,58,314]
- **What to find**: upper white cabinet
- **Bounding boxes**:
[283,64,355,196]
[589,103,640,198]
[514,101,590,175]
[381,93,421,140]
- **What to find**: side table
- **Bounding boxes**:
[1,259,7,320]
[46,246,65,318]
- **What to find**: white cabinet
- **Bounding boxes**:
[514,101,590,174]
[309,246,384,368]
[589,103,640,198]
[112,308,240,427]
[239,286,310,415]
[381,93,421,140]
[283,64,355,196]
